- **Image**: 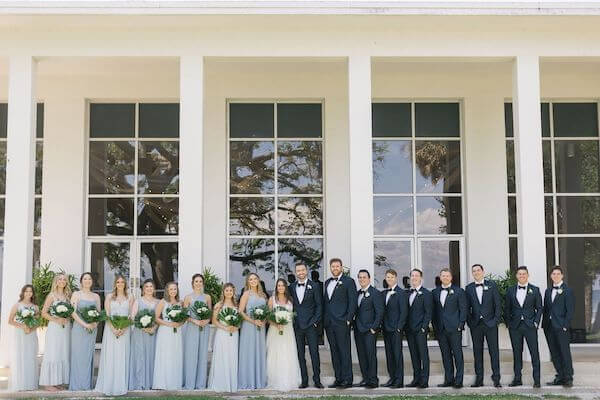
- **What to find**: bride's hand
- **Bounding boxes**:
[255,320,264,328]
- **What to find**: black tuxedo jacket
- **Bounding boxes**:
[504,283,543,329]
[353,286,384,333]
[432,285,467,333]
[406,287,433,334]
[290,279,323,330]
[382,286,409,332]
[542,283,574,330]
[323,275,358,327]
[465,280,502,328]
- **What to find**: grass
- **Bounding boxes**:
[116,396,568,400]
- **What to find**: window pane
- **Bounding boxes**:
[555,141,599,193]
[33,239,41,269]
[541,103,551,137]
[90,103,135,138]
[278,238,323,289]
[557,237,600,343]
[374,241,412,289]
[509,237,518,271]
[0,103,6,138]
[419,240,461,289]
[230,197,275,236]
[373,140,412,194]
[504,103,513,138]
[508,196,517,235]
[139,103,179,138]
[34,198,42,237]
[543,140,553,193]
[556,196,600,234]
[137,198,179,235]
[372,103,411,137]
[140,242,178,292]
[35,142,43,195]
[277,141,322,194]
[415,140,461,193]
[0,199,4,235]
[278,197,323,235]
[546,237,555,269]
[229,103,274,138]
[373,196,413,235]
[416,196,462,234]
[415,103,460,137]
[545,196,554,234]
[277,103,322,138]
[229,238,275,293]
[0,142,6,194]
[137,141,179,194]
[553,103,599,137]
[90,242,131,293]
[506,141,516,193]
[88,198,134,236]
[36,103,44,139]
[89,141,135,194]
[230,141,274,194]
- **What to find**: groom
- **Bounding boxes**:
[290,262,324,389]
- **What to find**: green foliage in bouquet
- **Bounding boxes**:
[109,315,132,339]
[267,306,295,335]
[191,301,212,331]
[77,305,106,333]
[16,306,42,329]
[250,304,269,331]
[165,304,189,333]
[134,309,156,334]
[50,301,75,328]
[217,307,242,336]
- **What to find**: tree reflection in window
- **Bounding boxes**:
[230,141,274,194]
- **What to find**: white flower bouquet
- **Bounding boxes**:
[134,309,156,335]
[267,306,295,335]
[49,301,74,328]
[217,307,242,336]
[165,304,188,333]
[191,301,212,331]
[250,304,269,331]
[109,315,132,339]
[77,305,106,333]
[16,306,41,329]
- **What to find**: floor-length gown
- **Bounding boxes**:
[69,298,97,390]
[266,299,302,391]
[128,298,157,390]
[39,299,70,386]
[9,304,39,391]
[238,292,267,389]
[152,301,183,390]
[208,306,239,392]
[94,299,131,396]
[183,293,211,389]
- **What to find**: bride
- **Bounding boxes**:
[266,278,302,391]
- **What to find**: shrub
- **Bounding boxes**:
[486,269,517,325]
[32,262,78,327]
[201,267,223,306]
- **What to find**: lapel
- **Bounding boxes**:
[480,280,489,304]
[291,282,300,304]
[513,285,521,308]
[327,276,342,301]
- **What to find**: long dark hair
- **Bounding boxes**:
[273,278,292,304]
[19,284,36,303]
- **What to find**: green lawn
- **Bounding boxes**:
[116,396,576,400]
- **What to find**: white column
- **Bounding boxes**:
[178,55,204,296]
[512,55,549,361]
[0,56,37,366]
[347,56,374,279]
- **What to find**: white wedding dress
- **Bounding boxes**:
[265,299,302,391]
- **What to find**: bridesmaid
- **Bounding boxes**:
[183,273,212,389]
[128,279,159,390]
[152,281,184,390]
[208,283,240,392]
[8,285,39,391]
[238,273,268,389]
[95,275,133,396]
[39,273,72,391]
[69,272,101,390]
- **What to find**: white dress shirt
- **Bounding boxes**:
[296,279,307,303]
[516,283,528,307]
[327,276,341,300]
[551,281,563,302]
[386,285,397,305]
[358,285,370,306]
[474,279,484,304]
[409,285,422,306]
[440,284,451,307]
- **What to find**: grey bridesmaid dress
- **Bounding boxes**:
[183,293,211,389]
[69,298,97,390]
[238,292,267,389]
[128,298,157,390]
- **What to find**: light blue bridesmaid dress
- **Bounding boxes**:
[69,298,97,390]
[183,293,211,389]
[128,298,157,390]
[9,303,39,391]
[94,299,131,396]
[238,292,267,389]
[152,300,183,390]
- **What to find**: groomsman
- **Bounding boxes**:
[290,262,323,389]
[323,258,357,389]
[505,266,543,388]
[353,269,384,388]
[381,269,409,388]
[543,266,574,388]
[432,268,467,388]
[405,269,432,389]
[465,263,502,388]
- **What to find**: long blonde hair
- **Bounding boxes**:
[244,273,265,298]
[111,274,129,299]
[50,273,72,300]
[219,282,238,307]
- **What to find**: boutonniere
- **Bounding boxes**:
[528,288,533,294]
[337,281,343,286]
[307,284,312,290]
[557,289,563,295]
[484,286,489,291]
[418,291,423,295]
[449,289,454,295]
[389,291,396,296]
[364,292,370,298]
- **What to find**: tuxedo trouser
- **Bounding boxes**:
[471,322,500,383]
[437,329,464,385]
[383,330,404,384]
[544,327,573,382]
[509,322,540,383]
[325,323,353,383]
[295,325,321,384]
[354,329,378,385]
[406,330,429,385]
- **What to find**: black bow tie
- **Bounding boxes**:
[359,289,366,295]
[385,288,392,292]
[410,288,417,293]
[553,286,560,290]
[442,287,450,291]
[518,286,527,290]
[475,283,484,288]
[297,283,305,287]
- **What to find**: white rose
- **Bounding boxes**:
[254,309,264,316]
[56,305,68,313]
[21,309,33,317]
[140,315,152,327]
[225,315,233,321]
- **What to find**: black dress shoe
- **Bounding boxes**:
[493,382,502,388]
[382,380,394,387]
[337,382,352,389]
[563,381,573,388]
[314,382,324,389]
[391,383,404,388]
[418,383,428,389]
[353,380,367,387]
[471,382,483,388]
[508,380,522,387]
[299,383,309,389]
[366,383,379,389]
[547,379,563,386]
[406,381,419,388]
[453,384,463,389]
[328,382,340,388]
[533,382,541,388]
[437,382,454,387]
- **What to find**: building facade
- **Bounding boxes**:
[1,0,600,364]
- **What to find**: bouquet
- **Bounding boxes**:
[109,315,132,339]
[191,301,212,332]
[250,304,269,331]
[49,301,74,328]
[166,304,188,333]
[134,309,156,335]
[217,307,242,336]
[16,306,41,329]
[77,305,106,333]
[267,306,295,335]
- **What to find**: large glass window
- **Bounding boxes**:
[228,102,324,294]
[373,102,464,289]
